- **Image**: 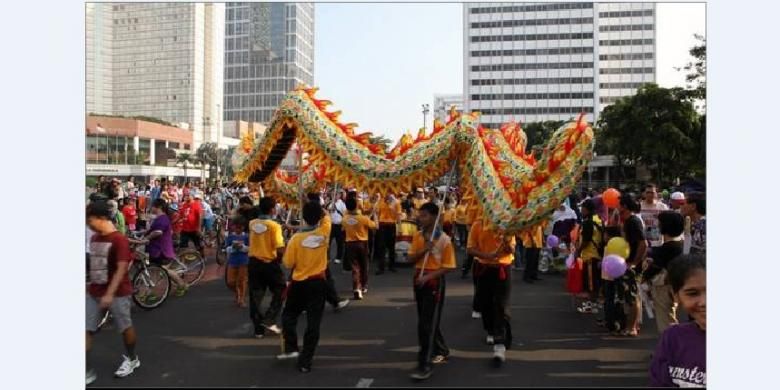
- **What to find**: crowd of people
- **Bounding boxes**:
[85,175,706,386]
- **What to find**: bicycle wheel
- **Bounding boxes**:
[132,264,171,310]
[214,229,226,266]
[178,250,206,287]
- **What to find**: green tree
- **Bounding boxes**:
[596,83,702,184]
[196,142,220,180]
[675,34,706,105]
[522,120,565,154]
[176,152,195,182]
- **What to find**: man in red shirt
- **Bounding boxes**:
[86,201,140,384]
[179,193,204,256]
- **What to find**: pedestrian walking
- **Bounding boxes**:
[247,197,286,338]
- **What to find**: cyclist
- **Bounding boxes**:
[132,198,188,297]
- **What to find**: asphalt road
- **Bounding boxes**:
[89,247,658,387]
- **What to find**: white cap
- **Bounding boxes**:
[670,192,685,201]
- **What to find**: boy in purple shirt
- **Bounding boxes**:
[649,254,706,387]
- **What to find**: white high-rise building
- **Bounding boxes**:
[433,94,464,123]
[86,3,225,150]
[223,3,315,124]
[463,2,655,129]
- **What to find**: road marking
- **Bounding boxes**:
[356,378,374,388]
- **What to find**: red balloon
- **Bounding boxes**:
[603,188,621,208]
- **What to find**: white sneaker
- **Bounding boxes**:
[264,324,282,335]
[114,355,141,378]
[486,335,494,345]
[277,351,300,360]
[493,344,506,364]
[333,259,342,264]
[254,333,265,339]
[337,299,350,309]
[86,369,97,385]
[354,290,363,300]
[471,311,482,319]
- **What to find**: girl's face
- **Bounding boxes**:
[675,269,707,330]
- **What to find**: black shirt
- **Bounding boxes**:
[237,206,260,231]
[642,240,684,281]
[623,215,646,264]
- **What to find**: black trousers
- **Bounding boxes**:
[462,253,475,275]
[455,223,468,247]
[179,231,203,252]
[282,279,327,369]
[248,260,286,335]
[523,247,541,280]
[329,224,346,267]
[475,265,513,348]
[374,223,397,271]
[346,241,369,291]
[324,266,341,307]
[415,276,449,370]
[604,280,626,332]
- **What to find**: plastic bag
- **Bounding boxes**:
[566,257,584,294]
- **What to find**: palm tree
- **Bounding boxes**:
[177,152,194,183]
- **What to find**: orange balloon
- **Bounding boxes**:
[603,188,621,208]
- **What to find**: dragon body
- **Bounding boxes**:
[232,86,594,234]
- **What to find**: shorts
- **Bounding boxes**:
[86,293,133,333]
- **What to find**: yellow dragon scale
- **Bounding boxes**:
[232,86,594,234]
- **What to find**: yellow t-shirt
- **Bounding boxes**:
[378,200,401,223]
[579,215,603,261]
[408,231,457,271]
[467,220,515,265]
[455,204,469,225]
[248,218,285,262]
[442,209,456,225]
[520,224,544,249]
[342,213,377,242]
[283,219,331,281]
[397,220,418,240]
[358,199,373,216]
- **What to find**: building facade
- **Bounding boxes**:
[223,2,315,124]
[433,94,464,123]
[463,2,655,130]
[86,3,225,150]
[85,115,204,180]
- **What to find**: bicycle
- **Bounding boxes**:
[96,239,171,332]
[205,214,228,266]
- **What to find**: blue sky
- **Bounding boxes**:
[314,3,705,143]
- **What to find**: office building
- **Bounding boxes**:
[86,3,225,150]
[433,94,464,123]
[223,2,315,124]
[463,2,655,129]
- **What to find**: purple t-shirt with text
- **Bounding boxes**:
[650,322,706,387]
[146,214,176,259]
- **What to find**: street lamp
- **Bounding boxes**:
[421,103,430,129]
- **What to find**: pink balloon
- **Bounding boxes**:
[603,254,628,279]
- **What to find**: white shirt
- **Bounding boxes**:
[330,199,346,225]
[640,201,669,247]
